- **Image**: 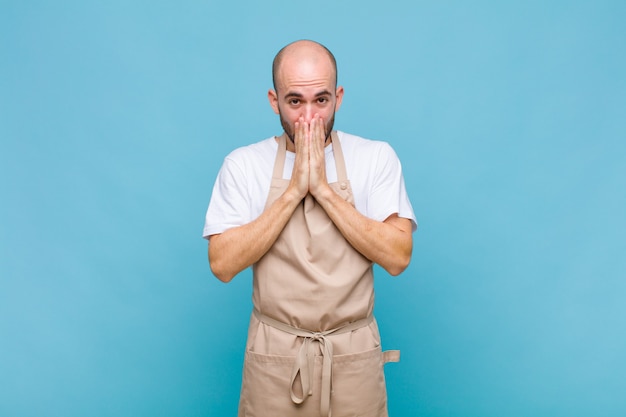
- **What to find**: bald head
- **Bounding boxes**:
[272,40,337,92]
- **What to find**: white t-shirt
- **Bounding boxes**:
[203,131,417,239]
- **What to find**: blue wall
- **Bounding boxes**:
[1,1,625,416]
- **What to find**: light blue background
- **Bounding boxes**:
[2,1,625,416]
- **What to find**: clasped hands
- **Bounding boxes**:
[289,114,332,200]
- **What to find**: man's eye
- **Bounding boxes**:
[318,98,328,104]
[289,99,300,105]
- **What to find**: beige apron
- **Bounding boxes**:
[238,132,399,417]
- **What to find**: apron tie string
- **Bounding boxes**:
[253,309,373,417]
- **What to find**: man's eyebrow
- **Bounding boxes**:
[283,92,304,99]
[315,90,332,97]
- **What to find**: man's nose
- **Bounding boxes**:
[302,105,315,123]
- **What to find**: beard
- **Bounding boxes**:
[280,111,336,145]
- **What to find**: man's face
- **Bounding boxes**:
[269,54,343,146]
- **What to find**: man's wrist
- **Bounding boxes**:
[310,183,335,203]
[283,185,307,205]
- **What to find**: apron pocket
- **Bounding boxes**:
[330,346,391,417]
[239,350,316,416]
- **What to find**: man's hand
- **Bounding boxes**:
[288,117,311,200]
[308,115,331,198]
[288,114,331,200]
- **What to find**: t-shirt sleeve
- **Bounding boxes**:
[368,142,418,232]
[202,156,251,239]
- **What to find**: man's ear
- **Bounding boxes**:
[268,89,280,115]
[334,86,344,112]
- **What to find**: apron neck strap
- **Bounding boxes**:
[330,131,348,182]
[272,134,288,179]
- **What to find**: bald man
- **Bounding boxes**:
[204,40,417,417]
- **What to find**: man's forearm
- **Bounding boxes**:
[313,185,413,276]
[208,188,303,282]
